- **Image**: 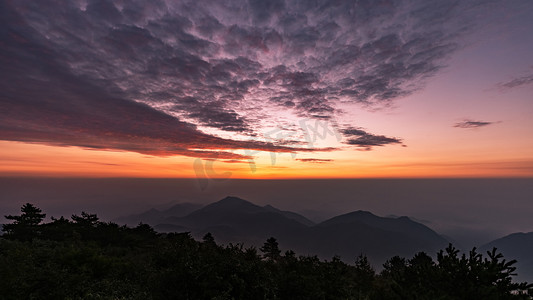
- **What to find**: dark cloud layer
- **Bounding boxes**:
[0,0,490,157]
[454,120,497,129]
[342,128,403,150]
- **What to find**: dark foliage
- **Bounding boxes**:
[1,204,532,299]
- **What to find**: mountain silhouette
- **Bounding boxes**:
[115,196,448,267]
[160,196,310,246]
[306,210,448,264]
[481,232,533,282]
[263,204,315,226]
[320,211,445,242]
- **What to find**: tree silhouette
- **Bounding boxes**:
[260,237,281,261]
[71,212,99,227]
[378,244,533,299]
[353,254,375,299]
[2,203,46,241]
[1,204,532,299]
[202,232,216,246]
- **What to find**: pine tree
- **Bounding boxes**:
[2,203,46,241]
[260,237,281,261]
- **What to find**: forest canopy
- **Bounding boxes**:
[1,203,532,299]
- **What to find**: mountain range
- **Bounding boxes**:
[114,196,533,281]
[114,196,449,267]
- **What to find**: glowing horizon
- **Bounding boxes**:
[1,0,532,179]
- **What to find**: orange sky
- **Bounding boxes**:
[2,135,532,178]
[2,61,532,179]
[2,0,533,179]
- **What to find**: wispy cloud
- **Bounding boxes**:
[295,158,334,163]
[496,72,533,90]
[454,120,498,129]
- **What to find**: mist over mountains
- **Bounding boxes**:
[3,178,532,249]
[2,178,532,280]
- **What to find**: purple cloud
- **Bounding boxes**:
[0,0,494,157]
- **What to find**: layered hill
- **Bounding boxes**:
[116,196,448,267]
[481,232,533,283]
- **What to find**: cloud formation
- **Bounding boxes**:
[342,128,403,150]
[0,0,488,157]
[454,120,497,129]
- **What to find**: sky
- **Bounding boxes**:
[1,0,533,179]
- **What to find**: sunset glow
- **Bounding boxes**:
[1,0,532,179]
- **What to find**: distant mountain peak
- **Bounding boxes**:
[353,210,376,215]
[190,196,262,216]
[219,196,249,203]
[335,210,378,220]
[339,211,413,222]
[212,196,259,208]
